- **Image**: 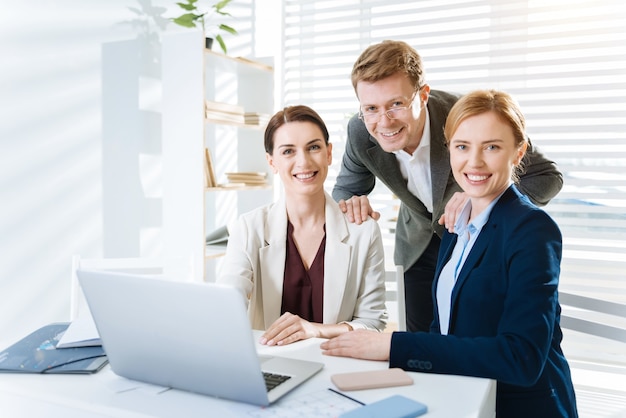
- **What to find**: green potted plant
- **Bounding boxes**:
[171,0,238,53]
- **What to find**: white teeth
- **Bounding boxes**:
[467,174,489,181]
[295,172,314,179]
[381,129,400,137]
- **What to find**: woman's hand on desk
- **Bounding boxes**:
[259,312,354,346]
[321,330,391,361]
[259,312,320,346]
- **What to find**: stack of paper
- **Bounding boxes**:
[244,112,271,127]
[224,172,268,187]
[205,100,245,124]
[57,314,101,348]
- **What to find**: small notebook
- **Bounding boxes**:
[0,323,108,374]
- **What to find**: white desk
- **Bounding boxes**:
[0,331,495,417]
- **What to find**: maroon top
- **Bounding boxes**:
[281,221,326,323]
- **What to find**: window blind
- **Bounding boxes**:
[282,0,626,364]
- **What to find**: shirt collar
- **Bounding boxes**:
[454,186,509,238]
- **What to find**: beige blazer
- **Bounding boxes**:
[217,191,388,332]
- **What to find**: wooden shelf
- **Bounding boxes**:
[205,245,226,259]
[204,117,267,129]
[163,31,274,281]
[204,49,274,72]
[206,184,271,192]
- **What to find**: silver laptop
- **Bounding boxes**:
[77,269,324,406]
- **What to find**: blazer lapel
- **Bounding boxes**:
[430,126,452,214]
[322,193,350,324]
[435,233,457,280]
[257,193,352,327]
[452,226,494,300]
[366,146,407,191]
[259,199,288,328]
[428,98,459,218]
[448,187,517,321]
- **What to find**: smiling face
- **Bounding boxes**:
[356,72,430,155]
[449,111,527,213]
[266,121,332,198]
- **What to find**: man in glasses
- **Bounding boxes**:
[332,40,563,333]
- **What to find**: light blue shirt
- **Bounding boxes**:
[436,189,508,335]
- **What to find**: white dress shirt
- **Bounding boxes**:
[395,110,433,213]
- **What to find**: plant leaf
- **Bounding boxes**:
[213,0,233,12]
[172,13,201,28]
[215,34,227,54]
[175,1,197,11]
[218,24,237,35]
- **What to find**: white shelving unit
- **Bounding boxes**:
[162,31,274,281]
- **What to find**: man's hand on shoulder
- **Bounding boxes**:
[438,192,468,233]
[338,195,381,225]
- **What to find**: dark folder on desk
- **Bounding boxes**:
[0,323,108,374]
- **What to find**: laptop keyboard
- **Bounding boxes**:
[263,372,292,392]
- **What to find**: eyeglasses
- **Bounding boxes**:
[358,90,420,124]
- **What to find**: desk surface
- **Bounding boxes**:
[0,331,495,417]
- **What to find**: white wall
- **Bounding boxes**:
[0,0,280,346]
[0,1,159,345]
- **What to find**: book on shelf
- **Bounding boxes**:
[205,100,245,124]
[225,172,267,178]
[204,148,217,188]
[205,100,244,114]
[216,182,248,188]
[224,172,268,186]
[244,112,271,126]
[205,111,245,124]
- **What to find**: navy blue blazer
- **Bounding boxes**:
[389,185,578,417]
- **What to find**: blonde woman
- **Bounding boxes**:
[322,91,578,418]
